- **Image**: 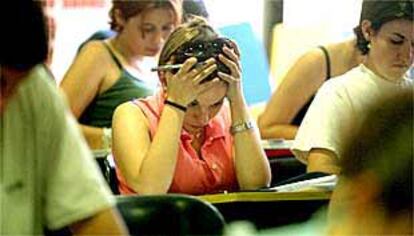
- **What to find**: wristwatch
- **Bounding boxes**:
[230,121,254,134]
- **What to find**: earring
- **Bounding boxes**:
[367,42,371,49]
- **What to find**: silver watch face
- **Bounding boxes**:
[230,121,253,134]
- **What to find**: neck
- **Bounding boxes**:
[110,36,144,66]
[184,125,205,138]
[363,60,403,83]
[347,38,364,68]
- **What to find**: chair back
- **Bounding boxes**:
[116,194,225,235]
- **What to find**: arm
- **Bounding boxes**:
[258,48,328,140]
[292,79,352,174]
[307,148,340,174]
[70,208,128,235]
[230,95,272,189]
[112,102,185,194]
[80,125,106,150]
[218,45,271,190]
[60,41,110,149]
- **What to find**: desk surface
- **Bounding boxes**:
[199,190,331,204]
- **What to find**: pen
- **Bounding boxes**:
[150,62,206,72]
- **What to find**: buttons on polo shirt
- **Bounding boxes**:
[211,162,218,170]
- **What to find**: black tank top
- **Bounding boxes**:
[291,46,331,126]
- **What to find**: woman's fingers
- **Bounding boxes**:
[217,71,238,83]
[222,47,241,71]
[192,63,217,84]
[223,46,239,63]
[175,57,198,77]
[219,54,241,78]
[196,77,222,94]
[185,57,215,79]
[228,39,241,58]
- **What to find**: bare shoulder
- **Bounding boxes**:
[286,47,327,79]
[113,101,148,125]
[60,40,113,91]
[114,101,143,118]
[282,47,326,85]
[77,40,112,64]
[113,101,150,139]
[296,47,326,67]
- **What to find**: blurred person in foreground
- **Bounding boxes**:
[328,89,413,235]
[0,0,127,234]
[225,89,413,236]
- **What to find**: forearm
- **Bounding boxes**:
[307,149,340,174]
[231,96,271,190]
[70,207,128,235]
[80,124,105,150]
[258,123,298,140]
[133,106,185,194]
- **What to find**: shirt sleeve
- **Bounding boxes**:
[291,80,354,163]
[32,68,115,230]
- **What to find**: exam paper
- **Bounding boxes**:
[269,175,337,192]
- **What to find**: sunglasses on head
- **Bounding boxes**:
[172,37,234,80]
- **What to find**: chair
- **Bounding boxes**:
[115,194,225,235]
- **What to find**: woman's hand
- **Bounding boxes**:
[217,41,243,103]
[164,57,219,107]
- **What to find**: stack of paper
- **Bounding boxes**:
[261,139,294,150]
[269,175,337,192]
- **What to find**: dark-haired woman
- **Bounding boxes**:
[292,0,413,174]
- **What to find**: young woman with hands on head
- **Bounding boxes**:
[112,17,271,195]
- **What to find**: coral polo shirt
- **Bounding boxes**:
[116,91,238,195]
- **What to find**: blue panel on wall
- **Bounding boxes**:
[219,23,271,105]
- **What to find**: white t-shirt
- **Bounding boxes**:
[0,65,114,234]
[292,64,413,163]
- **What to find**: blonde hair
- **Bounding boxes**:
[109,0,182,32]
[158,16,218,66]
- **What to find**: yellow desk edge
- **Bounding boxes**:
[198,190,332,204]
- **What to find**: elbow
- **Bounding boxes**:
[137,183,169,195]
[239,171,272,190]
[70,207,129,235]
[257,115,268,139]
[125,176,169,195]
[239,179,270,191]
[257,114,266,131]
[122,173,143,193]
[126,178,168,195]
